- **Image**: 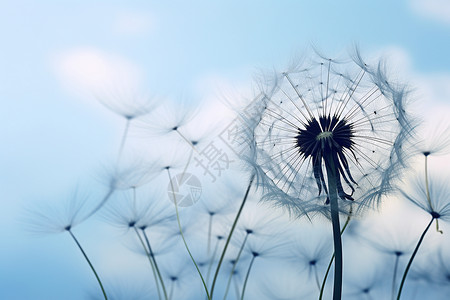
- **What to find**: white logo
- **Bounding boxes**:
[167,173,202,207]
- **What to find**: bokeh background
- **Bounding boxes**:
[1,0,450,299]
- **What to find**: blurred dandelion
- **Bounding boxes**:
[96,90,158,160]
[397,172,450,299]
[25,189,108,299]
[244,48,413,299]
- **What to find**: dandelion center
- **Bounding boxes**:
[295,115,356,202]
[316,131,333,140]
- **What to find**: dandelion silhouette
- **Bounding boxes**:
[245,49,412,299]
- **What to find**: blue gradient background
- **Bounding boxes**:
[1,0,450,299]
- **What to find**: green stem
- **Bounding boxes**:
[133,227,162,300]
[396,216,434,300]
[67,230,107,300]
[324,154,342,300]
[240,254,257,300]
[142,229,169,300]
[319,210,352,300]
[167,168,211,300]
[210,174,255,299]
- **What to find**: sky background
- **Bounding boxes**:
[1,0,450,299]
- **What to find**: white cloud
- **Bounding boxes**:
[52,47,144,99]
[411,0,450,24]
[113,11,155,36]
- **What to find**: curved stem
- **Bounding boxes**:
[324,154,343,300]
[142,229,169,300]
[210,174,255,299]
[167,168,211,300]
[67,230,107,300]
[240,255,257,300]
[319,210,352,300]
[396,216,435,300]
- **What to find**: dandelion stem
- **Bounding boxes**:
[210,174,255,299]
[396,216,434,300]
[166,168,211,300]
[319,209,352,300]
[142,229,169,300]
[223,233,249,300]
[133,227,163,300]
[391,253,401,300]
[313,264,321,292]
[207,214,213,255]
[240,254,257,300]
[67,229,107,300]
[117,118,130,164]
[206,238,221,286]
[424,155,443,233]
[324,154,343,300]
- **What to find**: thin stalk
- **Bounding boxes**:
[233,276,241,300]
[313,264,321,291]
[117,118,131,164]
[167,168,211,300]
[206,238,221,285]
[223,233,249,300]
[240,255,257,300]
[210,174,255,299]
[169,280,176,300]
[391,254,400,300]
[319,210,352,300]
[396,216,435,300]
[424,155,443,233]
[142,229,169,300]
[324,154,343,300]
[133,227,162,300]
[207,214,213,255]
[67,230,107,300]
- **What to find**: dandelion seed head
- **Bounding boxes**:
[243,48,413,218]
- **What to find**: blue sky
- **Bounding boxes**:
[1,0,450,299]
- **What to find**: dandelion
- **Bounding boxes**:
[244,48,412,299]
[397,173,450,299]
[96,90,158,161]
[25,189,108,299]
